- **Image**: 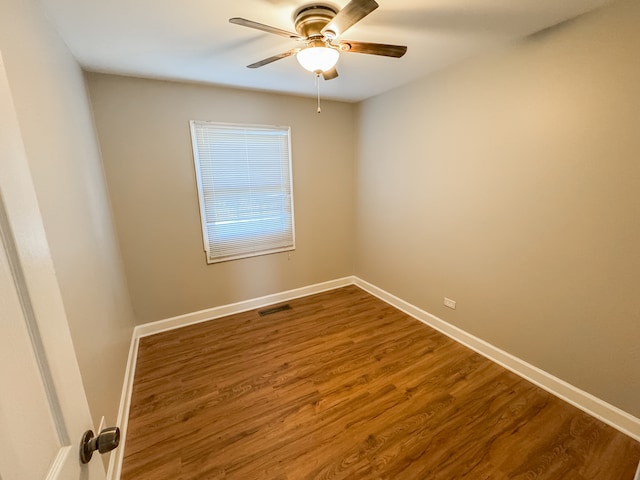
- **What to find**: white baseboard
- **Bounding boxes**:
[135,276,355,339]
[108,275,640,478]
[353,277,640,442]
[107,330,140,479]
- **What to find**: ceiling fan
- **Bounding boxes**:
[229,0,407,81]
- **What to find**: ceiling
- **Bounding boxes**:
[38,0,612,102]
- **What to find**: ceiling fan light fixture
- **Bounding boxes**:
[296,46,339,73]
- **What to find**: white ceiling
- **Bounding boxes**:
[39,0,612,102]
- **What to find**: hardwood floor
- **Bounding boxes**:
[121,286,640,479]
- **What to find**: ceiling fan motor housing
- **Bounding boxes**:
[293,5,338,39]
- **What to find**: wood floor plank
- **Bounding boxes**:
[121,286,640,479]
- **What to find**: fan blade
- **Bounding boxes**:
[338,41,407,58]
[322,67,339,80]
[321,0,379,38]
[247,48,301,68]
[229,18,302,40]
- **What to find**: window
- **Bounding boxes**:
[190,121,295,264]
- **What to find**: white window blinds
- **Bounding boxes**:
[190,121,295,264]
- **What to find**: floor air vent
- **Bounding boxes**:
[259,304,292,316]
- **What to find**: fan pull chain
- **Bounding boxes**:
[315,72,322,114]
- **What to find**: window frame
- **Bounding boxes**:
[189,120,296,264]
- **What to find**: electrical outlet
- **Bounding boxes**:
[444,297,456,310]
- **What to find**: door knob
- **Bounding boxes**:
[80,426,120,464]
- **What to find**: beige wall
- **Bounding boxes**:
[355,0,640,417]
[86,74,356,323]
[0,0,136,427]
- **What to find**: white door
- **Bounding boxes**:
[0,52,106,479]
